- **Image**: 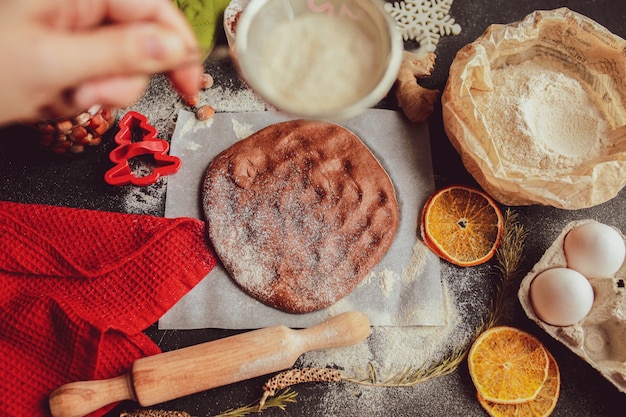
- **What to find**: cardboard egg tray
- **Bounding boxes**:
[518,219,626,394]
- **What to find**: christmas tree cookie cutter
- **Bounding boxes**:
[104,111,181,186]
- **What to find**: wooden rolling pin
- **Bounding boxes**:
[49,311,370,417]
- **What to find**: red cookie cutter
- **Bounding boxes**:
[104,111,181,186]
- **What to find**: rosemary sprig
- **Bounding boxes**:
[484,208,528,329]
[214,388,298,417]
[345,343,470,387]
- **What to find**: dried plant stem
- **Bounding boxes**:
[120,389,297,417]
[120,411,192,417]
[484,208,528,329]
[259,368,341,408]
[217,388,298,417]
[345,343,470,387]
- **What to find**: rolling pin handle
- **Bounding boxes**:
[49,374,135,417]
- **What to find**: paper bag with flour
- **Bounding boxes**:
[443,8,626,209]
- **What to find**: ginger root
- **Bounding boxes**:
[395,51,439,123]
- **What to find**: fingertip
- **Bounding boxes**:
[55,25,199,93]
[168,62,204,98]
[73,76,149,110]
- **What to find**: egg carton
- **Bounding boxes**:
[518,219,626,394]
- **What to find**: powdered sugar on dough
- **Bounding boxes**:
[203,120,399,314]
[385,0,461,52]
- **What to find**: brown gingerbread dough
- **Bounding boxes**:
[202,120,398,313]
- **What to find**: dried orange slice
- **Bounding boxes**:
[420,185,503,267]
[477,349,560,417]
[468,326,550,404]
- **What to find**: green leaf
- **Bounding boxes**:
[174,0,231,59]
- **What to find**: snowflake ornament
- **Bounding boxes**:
[384,0,462,52]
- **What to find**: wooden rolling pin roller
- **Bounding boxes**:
[49,311,371,417]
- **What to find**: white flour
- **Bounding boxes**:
[474,59,614,174]
[299,279,472,381]
[296,265,492,417]
[368,240,430,300]
[122,177,167,216]
[261,13,379,114]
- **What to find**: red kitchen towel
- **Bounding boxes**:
[0,201,217,417]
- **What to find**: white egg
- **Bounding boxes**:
[529,267,594,326]
[563,221,625,278]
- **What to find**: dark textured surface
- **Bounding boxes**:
[1,1,625,416]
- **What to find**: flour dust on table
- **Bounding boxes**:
[298,277,478,381]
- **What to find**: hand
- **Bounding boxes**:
[0,0,203,126]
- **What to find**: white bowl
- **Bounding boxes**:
[228,0,403,120]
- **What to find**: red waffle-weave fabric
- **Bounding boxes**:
[0,201,216,417]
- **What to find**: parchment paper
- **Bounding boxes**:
[159,109,443,329]
[442,8,626,209]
